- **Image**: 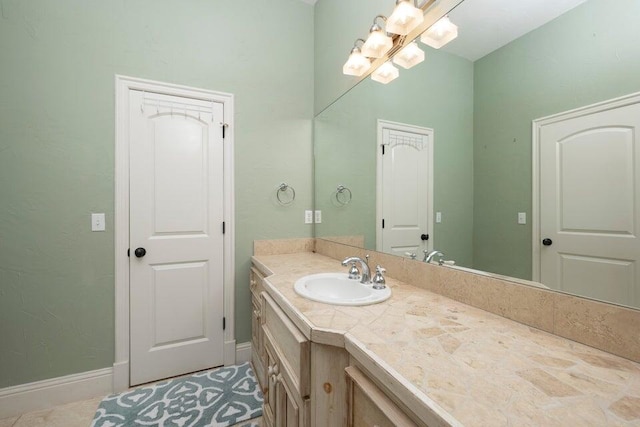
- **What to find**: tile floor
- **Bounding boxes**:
[0,396,104,427]
[0,396,263,427]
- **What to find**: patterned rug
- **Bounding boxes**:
[91,362,263,427]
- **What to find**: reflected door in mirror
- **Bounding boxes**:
[539,99,640,307]
[377,121,434,257]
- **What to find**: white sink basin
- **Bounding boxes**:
[294,273,391,306]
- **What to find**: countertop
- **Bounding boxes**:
[252,252,640,427]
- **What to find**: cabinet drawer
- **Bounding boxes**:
[346,366,417,427]
[250,267,266,298]
[262,292,310,398]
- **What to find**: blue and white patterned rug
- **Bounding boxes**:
[91,362,263,427]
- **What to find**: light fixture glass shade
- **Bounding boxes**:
[361,28,393,58]
[371,61,399,84]
[342,49,371,76]
[420,16,458,49]
[386,0,424,35]
[392,42,425,69]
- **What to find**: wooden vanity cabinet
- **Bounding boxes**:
[261,291,311,427]
[250,267,267,389]
[252,261,425,427]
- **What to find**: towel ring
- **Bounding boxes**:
[336,185,352,205]
[277,183,296,205]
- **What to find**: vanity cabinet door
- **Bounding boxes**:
[346,366,417,427]
[250,267,267,389]
[251,294,266,390]
[276,374,299,427]
[263,335,279,427]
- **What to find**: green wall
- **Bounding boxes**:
[0,0,313,388]
[315,50,474,266]
[473,0,640,279]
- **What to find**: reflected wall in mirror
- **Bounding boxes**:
[314,0,640,309]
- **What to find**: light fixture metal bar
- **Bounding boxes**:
[354,0,464,82]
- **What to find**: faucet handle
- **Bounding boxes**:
[348,261,360,280]
[372,265,386,290]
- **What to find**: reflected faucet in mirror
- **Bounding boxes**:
[423,250,444,265]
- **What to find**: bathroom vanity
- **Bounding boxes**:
[250,240,640,426]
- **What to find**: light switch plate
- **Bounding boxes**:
[91,213,106,231]
[304,210,313,224]
[518,212,527,225]
[314,210,322,223]
[436,212,442,223]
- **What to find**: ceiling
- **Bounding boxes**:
[442,0,588,61]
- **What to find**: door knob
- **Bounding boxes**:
[542,238,552,246]
[134,247,147,258]
[421,234,429,241]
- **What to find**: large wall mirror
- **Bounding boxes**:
[314,0,640,309]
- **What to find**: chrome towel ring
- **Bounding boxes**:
[336,185,352,205]
[277,183,296,205]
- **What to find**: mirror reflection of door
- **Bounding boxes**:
[535,95,640,307]
[376,120,434,257]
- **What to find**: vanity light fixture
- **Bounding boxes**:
[361,15,394,58]
[420,15,458,49]
[386,0,424,36]
[371,61,399,84]
[342,39,372,77]
[392,41,425,69]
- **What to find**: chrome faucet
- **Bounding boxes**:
[423,250,444,265]
[342,255,371,284]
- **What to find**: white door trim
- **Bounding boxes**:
[114,75,235,392]
[531,91,640,282]
[376,119,434,253]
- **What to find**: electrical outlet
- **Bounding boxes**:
[518,212,527,225]
[314,210,322,223]
[304,210,313,224]
[436,212,442,223]
[91,213,106,231]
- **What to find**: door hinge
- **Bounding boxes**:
[127,248,130,257]
[382,219,385,229]
[221,123,228,139]
[382,145,385,155]
[223,317,226,330]
[222,221,226,234]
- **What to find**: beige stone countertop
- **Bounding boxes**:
[252,252,640,427]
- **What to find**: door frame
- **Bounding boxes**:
[114,75,235,391]
[531,91,640,282]
[376,119,434,253]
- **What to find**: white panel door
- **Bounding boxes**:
[539,102,640,307]
[378,122,433,257]
[129,90,225,385]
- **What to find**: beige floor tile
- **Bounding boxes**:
[0,417,19,427]
[13,396,103,427]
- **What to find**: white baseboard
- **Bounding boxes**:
[0,367,113,419]
[236,342,252,364]
[224,339,237,366]
[112,361,129,393]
